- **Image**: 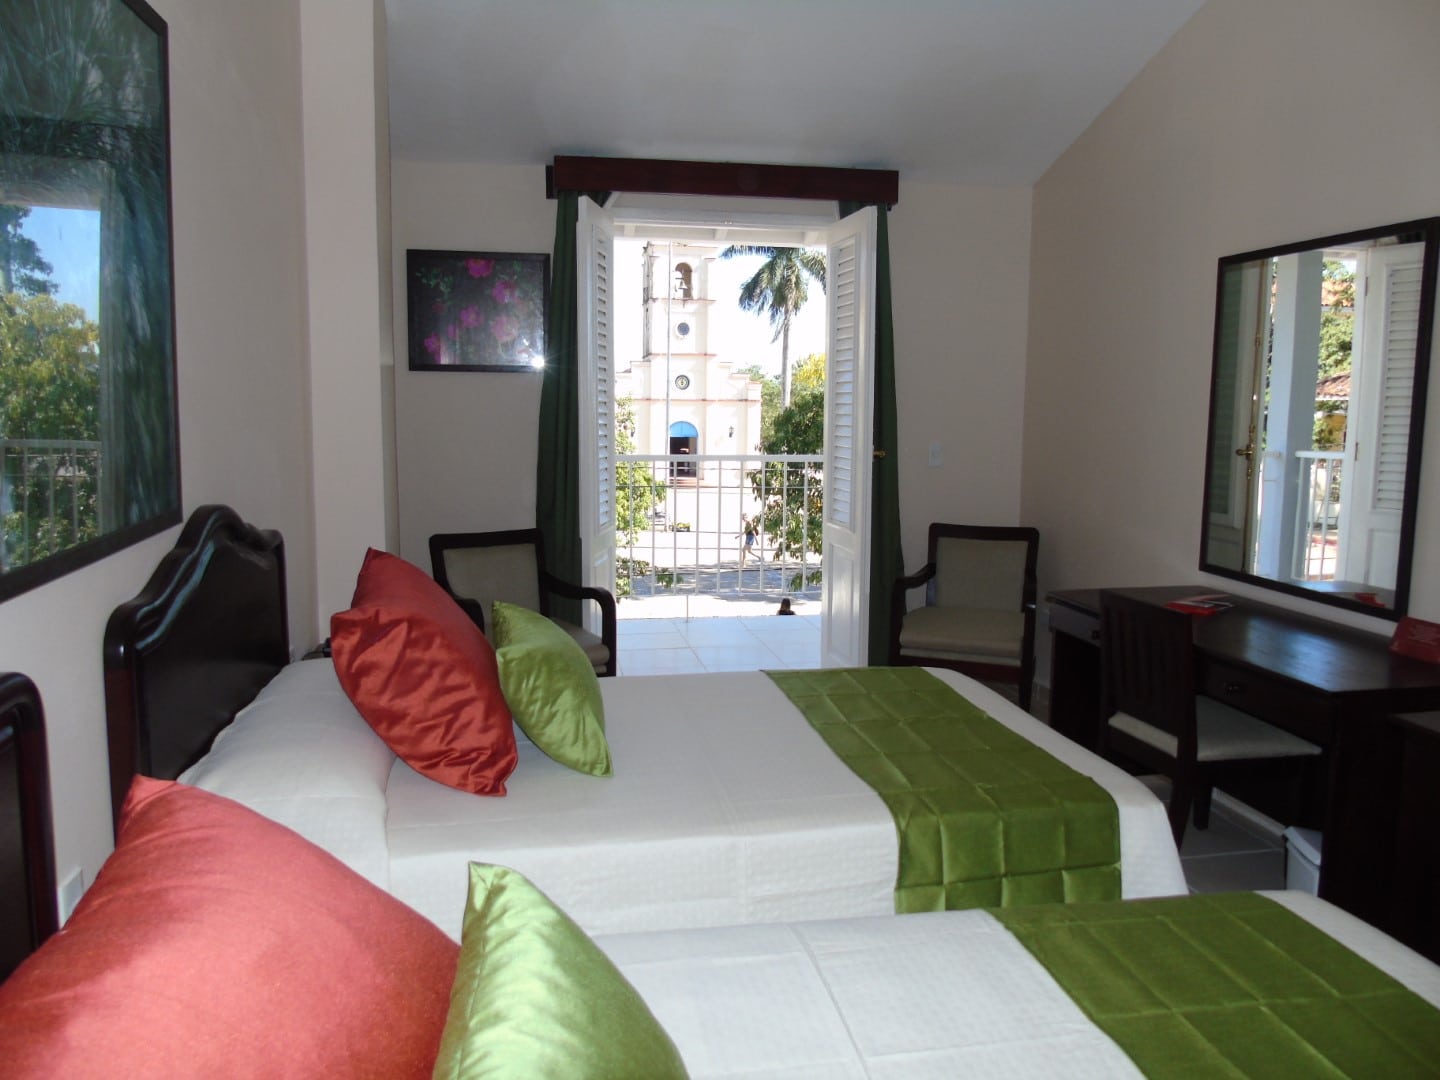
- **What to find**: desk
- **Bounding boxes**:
[1046,586,1440,940]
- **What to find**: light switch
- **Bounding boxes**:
[928,441,943,468]
[59,869,85,924]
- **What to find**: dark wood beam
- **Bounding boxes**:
[546,156,898,207]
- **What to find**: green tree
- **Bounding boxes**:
[720,245,826,408]
[0,205,56,297]
[0,291,101,566]
[749,366,826,588]
[1314,259,1355,448]
[613,395,667,597]
[736,363,781,446]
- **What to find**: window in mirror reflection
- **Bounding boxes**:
[1206,230,1426,609]
[0,0,180,602]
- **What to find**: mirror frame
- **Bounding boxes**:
[1199,216,1440,619]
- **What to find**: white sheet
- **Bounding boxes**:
[186,660,1185,940]
[596,891,1440,1079]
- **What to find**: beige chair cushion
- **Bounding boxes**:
[1109,697,1322,763]
[897,606,1024,664]
[554,618,610,673]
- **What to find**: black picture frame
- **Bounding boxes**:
[0,0,182,604]
[406,250,549,372]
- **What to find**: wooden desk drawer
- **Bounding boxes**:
[1199,661,1333,745]
[1048,601,1100,644]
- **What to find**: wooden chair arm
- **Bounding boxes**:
[539,571,619,677]
[889,562,936,664]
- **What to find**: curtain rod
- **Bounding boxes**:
[546,156,898,208]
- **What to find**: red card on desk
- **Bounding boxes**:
[1390,616,1440,664]
[1164,594,1234,616]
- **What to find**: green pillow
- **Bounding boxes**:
[433,863,689,1080]
[491,601,611,776]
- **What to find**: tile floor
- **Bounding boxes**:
[614,611,1293,896]
[617,609,821,675]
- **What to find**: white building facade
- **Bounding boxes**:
[617,241,763,478]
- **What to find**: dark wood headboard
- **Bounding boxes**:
[103,505,290,831]
[1,672,56,982]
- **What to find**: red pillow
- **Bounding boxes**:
[331,548,516,795]
[0,778,457,1079]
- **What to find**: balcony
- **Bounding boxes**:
[615,452,822,674]
[1,438,102,572]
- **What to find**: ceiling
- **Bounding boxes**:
[383,0,1207,187]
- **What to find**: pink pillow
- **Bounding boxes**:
[331,548,516,795]
[0,777,458,1079]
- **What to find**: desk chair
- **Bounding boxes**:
[1099,590,1321,846]
[890,524,1039,711]
[429,530,617,677]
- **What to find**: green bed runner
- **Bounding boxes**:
[766,667,1119,911]
[995,892,1440,1079]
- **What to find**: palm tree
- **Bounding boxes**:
[720,245,826,407]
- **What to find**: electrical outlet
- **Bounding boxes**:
[58,869,85,924]
[928,441,943,468]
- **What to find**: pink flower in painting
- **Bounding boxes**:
[490,278,518,304]
[423,334,442,356]
[432,300,446,314]
[466,258,494,278]
[460,304,483,328]
[491,314,520,343]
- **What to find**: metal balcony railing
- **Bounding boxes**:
[1,438,104,572]
[1293,450,1343,581]
[616,452,824,609]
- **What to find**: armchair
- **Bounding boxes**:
[429,530,617,677]
[890,523,1039,711]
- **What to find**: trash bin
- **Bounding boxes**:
[1283,826,1322,895]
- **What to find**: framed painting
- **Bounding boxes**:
[406,250,549,372]
[0,0,181,603]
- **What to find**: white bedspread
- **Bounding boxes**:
[597,891,1440,1079]
[185,660,1185,940]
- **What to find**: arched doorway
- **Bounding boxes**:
[668,420,698,479]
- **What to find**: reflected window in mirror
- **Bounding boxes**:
[0,0,180,604]
[1201,218,1439,618]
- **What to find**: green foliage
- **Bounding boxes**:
[0,206,56,297]
[790,352,826,397]
[749,387,825,563]
[1318,259,1354,379]
[721,245,826,407]
[614,396,665,542]
[613,396,666,596]
[1313,259,1355,448]
[0,290,102,566]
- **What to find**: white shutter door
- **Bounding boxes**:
[820,207,876,668]
[577,198,616,619]
[1338,242,1422,590]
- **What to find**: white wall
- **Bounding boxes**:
[389,167,1034,580]
[390,162,555,569]
[301,0,394,622]
[0,0,315,906]
[1023,0,1440,674]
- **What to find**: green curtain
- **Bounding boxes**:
[536,191,607,624]
[536,192,582,622]
[841,201,903,666]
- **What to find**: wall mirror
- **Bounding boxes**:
[0,0,180,603]
[1201,217,1439,618]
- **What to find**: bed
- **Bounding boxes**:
[104,505,1187,941]
[3,732,1438,1077]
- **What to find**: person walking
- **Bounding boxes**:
[737,516,758,564]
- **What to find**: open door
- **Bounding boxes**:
[1338,242,1424,589]
[820,206,877,668]
[577,197,617,624]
